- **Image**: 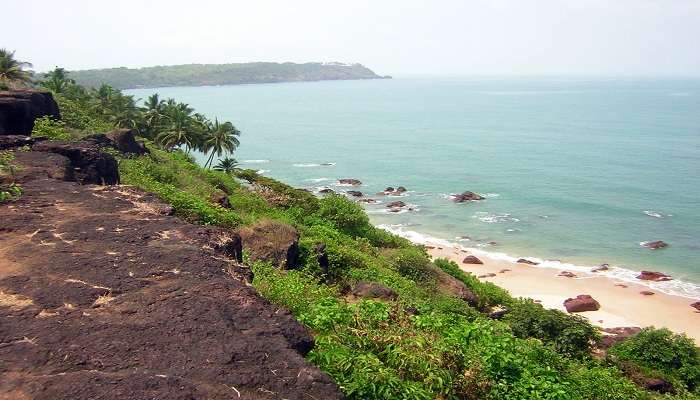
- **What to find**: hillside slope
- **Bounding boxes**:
[63,62,390,89]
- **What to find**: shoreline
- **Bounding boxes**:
[380,226,700,343]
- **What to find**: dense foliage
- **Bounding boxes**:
[49,62,387,89]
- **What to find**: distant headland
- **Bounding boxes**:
[56,62,391,89]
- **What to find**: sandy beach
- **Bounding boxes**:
[424,244,700,344]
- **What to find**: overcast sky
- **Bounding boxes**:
[3,0,700,76]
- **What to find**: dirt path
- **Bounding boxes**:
[0,152,342,399]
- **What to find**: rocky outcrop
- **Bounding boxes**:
[691,301,700,312]
[315,243,330,278]
[352,281,397,300]
[0,90,60,135]
[451,191,484,202]
[32,140,119,185]
[592,264,610,272]
[0,172,342,399]
[641,240,668,250]
[338,178,361,186]
[87,128,149,155]
[431,266,478,306]
[564,294,600,313]
[346,190,363,197]
[386,200,406,209]
[644,378,673,394]
[0,134,37,150]
[318,188,334,194]
[462,255,484,264]
[5,151,73,183]
[558,271,577,278]
[637,271,672,281]
[239,220,300,269]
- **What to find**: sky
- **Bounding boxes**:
[3,0,700,76]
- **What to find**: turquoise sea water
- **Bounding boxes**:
[127,78,700,298]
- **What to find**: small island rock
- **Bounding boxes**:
[637,271,672,281]
[451,191,485,202]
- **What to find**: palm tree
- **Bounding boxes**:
[156,102,200,151]
[213,157,239,173]
[141,93,165,139]
[102,93,141,130]
[202,118,241,169]
[0,49,32,89]
[40,67,75,93]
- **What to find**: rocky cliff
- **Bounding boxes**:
[0,90,60,135]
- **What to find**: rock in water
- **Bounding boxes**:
[346,190,363,197]
[637,271,672,281]
[592,263,610,272]
[0,89,60,135]
[564,294,600,312]
[517,258,539,265]
[462,255,484,264]
[386,200,406,208]
[641,240,668,250]
[451,191,485,202]
[338,178,361,185]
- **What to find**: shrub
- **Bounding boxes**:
[316,194,371,237]
[31,116,71,140]
[434,258,512,309]
[608,327,700,392]
[386,247,433,282]
[504,298,599,359]
[55,94,113,133]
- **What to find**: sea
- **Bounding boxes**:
[127,77,700,299]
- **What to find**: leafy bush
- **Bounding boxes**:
[386,247,433,282]
[504,299,599,359]
[434,258,512,309]
[31,116,71,140]
[609,327,700,392]
[316,194,371,237]
[55,94,113,133]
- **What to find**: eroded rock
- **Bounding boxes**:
[564,294,600,313]
[239,220,300,269]
[32,140,119,185]
[451,191,485,202]
[0,90,60,135]
[637,271,672,282]
[462,255,483,265]
[352,281,397,300]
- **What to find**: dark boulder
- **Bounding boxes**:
[488,307,509,319]
[637,271,672,281]
[87,128,149,155]
[478,273,496,278]
[386,200,406,208]
[346,190,363,197]
[352,281,397,300]
[432,265,478,306]
[645,378,673,394]
[318,188,334,194]
[558,271,577,278]
[357,198,377,203]
[31,140,119,185]
[211,192,231,208]
[597,326,642,349]
[564,294,600,313]
[517,258,539,265]
[338,178,361,186]
[0,90,60,135]
[6,151,73,183]
[213,233,243,263]
[452,191,485,202]
[641,240,668,250]
[691,301,700,312]
[462,255,484,264]
[239,220,300,269]
[315,243,330,278]
[592,263,610,272]
[640,290,655,296]
[384,186,395,193]
[395,186,407,193]
[0,134,38,150]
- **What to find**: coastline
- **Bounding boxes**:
[379,226,700,343]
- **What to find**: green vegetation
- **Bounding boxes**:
[55,62,388,89]
[0,151,22,203]
[609,328,700,393]
[5,50,697,399]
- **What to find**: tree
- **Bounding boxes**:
[40,67,75,93]
[213,157,239,173]
[0,49,32,89]
[202,118,241,169]
[141,93,166,139]
[156,102,201,151]
[102,93,141,130]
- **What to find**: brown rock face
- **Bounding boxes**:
[338,178,361,185]
[32,140,119,185]
[691,301,700,311]
[431,265,478,306]
[87,128,149,155]
[641,240,668,250]
[239,220,300,269]
[597,326,642,349]
[645,378,673,394]
[451,191,485,202]
[318,188,334,194]
[0,173,342,399]
[462,255,484,264]
[637,271,672,281]
[0,134,37,150]
[563,294,600,313]
[0,90,60,135]
[386,200,406,208]
[352,281,397,300]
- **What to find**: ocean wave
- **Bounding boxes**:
[378,225,700,300]
[256,169,270,174]
[644,210,672,219]
[473,212,520,223]
[304,177,331,183]
[293,162,336,167]
[482,193,500,198]
[242,159,270,164]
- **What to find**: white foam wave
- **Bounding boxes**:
[293,163,322,167]
[242,159,270,164]
[256,169,270,174]
[473,212,520,223]
[305,177,331,183]
[377,225,700,300]
[644,210,672,219]
[482,193,500,198]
